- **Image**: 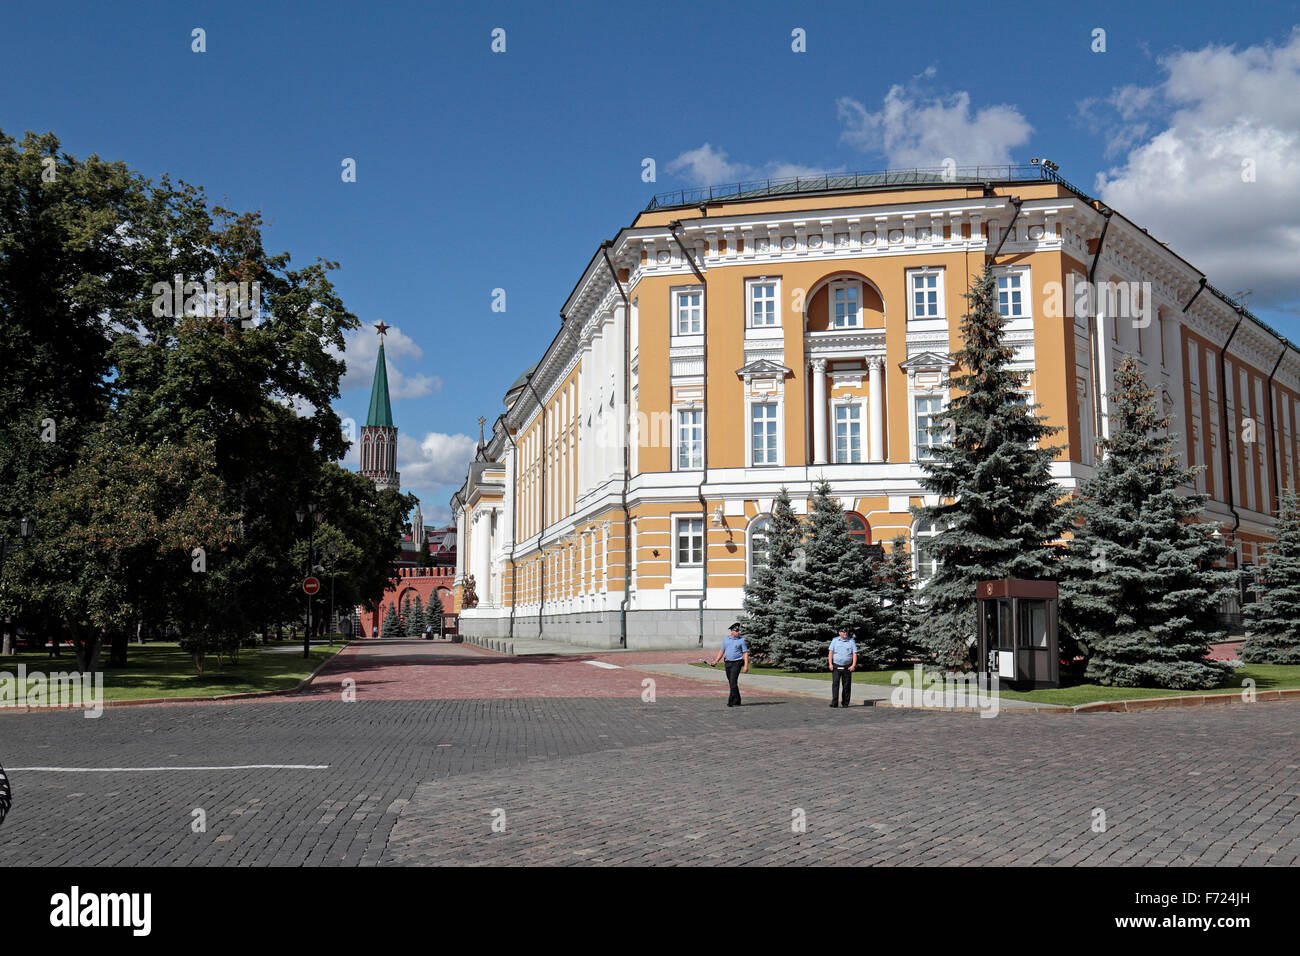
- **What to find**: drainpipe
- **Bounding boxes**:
[1217,309,1245,545]
[524,370,548,637]
[500,415,519,641]
[669,219,709,648]
[1085,206,1114,454]
[600,242,632,649]
[985,196,1023,262]
[1265,343,1289,517]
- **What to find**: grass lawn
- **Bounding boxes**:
[689,661,1300,707]
[1,640,343,702]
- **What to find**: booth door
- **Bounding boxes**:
[1017,599,1050,683]
[982,599,1014,678]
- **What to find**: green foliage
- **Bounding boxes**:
[380,603,400,639]
[1059,356,1232,689]
[0,128,407,668]
[739,487,799,660]
[771,480,877,671]
[913,264,1071,669]
[1242,489,1300,664]
[406,594,425,636]
[861,535,922,668]
[3,427,237,672]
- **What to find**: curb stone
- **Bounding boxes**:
[0,641,351,715]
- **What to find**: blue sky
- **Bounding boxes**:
[5,1,1299,519]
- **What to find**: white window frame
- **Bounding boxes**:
[674,406,704,471]
[675,516,704,567]
[746,277,781,330]
[829,279,862,330]
[749,401,780,467]
[913,393,946,461]
[907,268,945,321]
[994,267,1031,320]
[746,514,774,582]
[673,286,704,336]
[833,400,864,463]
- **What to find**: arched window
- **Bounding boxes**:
[845,511,871,547]
[748,515,774,581]
[913,518,943,583]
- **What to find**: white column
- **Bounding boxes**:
[812,358,828,464]
[1166,314,1188,469]
[612,305,627,480]
[474,511,490,601]
[1095,294,1112,441]
[580,344,592,495]
[868,357,885,462]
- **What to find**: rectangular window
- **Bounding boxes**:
[910,270,942,319]
[749,282,778,327]
[675,290,702,334]
[915,396,944,459]
[997,273,1024,318]
[676,409,703,470]
[831,282,860,329]
[676,518,704,566]
[751,403,778,465]
[834,405,862,463]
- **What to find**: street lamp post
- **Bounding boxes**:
[0,517,34,656]
[295,504,324,660]
[325,543,338,647]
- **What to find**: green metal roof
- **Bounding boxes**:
[366,340,394,428]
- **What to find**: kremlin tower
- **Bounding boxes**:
[360,321,400,491]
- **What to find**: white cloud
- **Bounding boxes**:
[397,430,479,496]
[837,85,1032,168]
[665,143,749,186]
[1096,28,1300,313]
[665,144,840,187]
[336,324,441,400]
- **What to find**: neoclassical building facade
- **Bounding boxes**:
[451,166,1299,648]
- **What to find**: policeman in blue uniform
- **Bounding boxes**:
[710,622,749,707]
[827,625,858,707]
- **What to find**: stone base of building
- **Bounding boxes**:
[458,608,737,649]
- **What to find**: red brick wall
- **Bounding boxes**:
[360,567,457,637]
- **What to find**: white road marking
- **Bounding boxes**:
[10,764,330,772]
[583,661,622,669]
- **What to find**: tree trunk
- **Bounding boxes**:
[109,628,128,667]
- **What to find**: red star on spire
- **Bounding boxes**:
[374,321,390,337]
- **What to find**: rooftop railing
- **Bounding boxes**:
[645,163,1093,211]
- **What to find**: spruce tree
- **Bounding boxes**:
[1059,356,1233,688]
[861,534,921,669]
[1242,489,1300,664]
[913,264,1071,670]
[380,602,400,639]
[406,594,425,637]
[773,480,877,670]
[739,487,800,660]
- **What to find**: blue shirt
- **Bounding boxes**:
[721,635,748,661]
[830,636,857,666]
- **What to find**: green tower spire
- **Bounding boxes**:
[366,337,394,428]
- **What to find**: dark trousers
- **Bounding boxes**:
[831,665,852,705]
[724,659,744,705]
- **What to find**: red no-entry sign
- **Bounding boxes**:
[303,577,321,595]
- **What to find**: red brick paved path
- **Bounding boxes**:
[299,640,768,701]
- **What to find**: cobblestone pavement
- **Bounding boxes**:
[295,640,754,701]
[0,695,1296,866]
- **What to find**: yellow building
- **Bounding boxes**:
[452,165,1297,648]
